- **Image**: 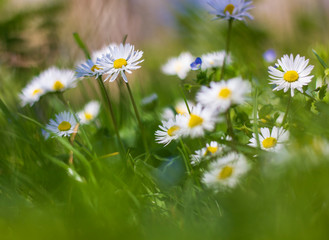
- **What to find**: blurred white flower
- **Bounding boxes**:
[191,141,223,165]
[161,52,194,79]
[202,153,250,189]
[40,67,78,93]
[19,78,47,106]
[196,77,250,113]
[207,0,253,21]
[161,100,195,121]
[77,101,101,124]
[201,51,231,70]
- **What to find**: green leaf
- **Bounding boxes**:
[259,104,273,119]
[73,32,91,60]
[319,84,327,100]
[312,49,328,69]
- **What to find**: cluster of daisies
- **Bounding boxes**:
[19,42,144,138]
[155,0,317,190]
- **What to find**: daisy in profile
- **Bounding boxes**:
[155,115,184,146]
[179,104,218,138]
[96,43,144,82]
[77,101,101,124]
[46,111,79,137]
[268,54,314,97]
[76,59,102,78]
[19,78,47,106]
[196,77,250,113]
[161,100,195,120]
[248,126,289,152]
[191,141,223,165]
[207,0,253,21]
[39,67,77,93]
[202,153,250,189]
[161,52,194,79]
[201,51,231,70]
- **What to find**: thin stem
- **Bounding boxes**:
[125,81,149,154]
[226,109,235,141]
[302,91,317,101]
[179,85,191,114]
[68,123,80,165]
[220,18,233,80]
[96,76,125,155]
[179,138,191,176]
[281,95,292,127]
[253,87,260,149]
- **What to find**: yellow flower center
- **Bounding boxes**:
[218,88,231,99]
[167,125,180,136]
[224,4,235,15]
[84,112,93,120]
[91,65,101,72]
[113,58,127,69]
[204,146,218,156]
[53,81,64,91]
[57,121,71,131]
[283,70,299,82]
[188,114,204,128]
[32,88,42,96]
[175,63,183,73]
[217,166,233,180]
[262,137,277,149]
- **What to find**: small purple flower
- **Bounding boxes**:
[263,49,276,63]
[190,57,202,70]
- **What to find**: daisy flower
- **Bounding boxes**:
[19,78,47,106]
[179,104,218,138]
[77,101,101,124]
[248,126,289,152]
[196,77,250,113]
[268,54,314,97]
[39,67,77,93]
[207,0,253,21]
[161,100,195,120]
[155,115,184,146]
[96,43,144,82]
[76,59,102,78]
[201,51,231,70]
[161,52,194,79]
[191,141,223,165]
[202,153,250,189]
[46,111,79,137]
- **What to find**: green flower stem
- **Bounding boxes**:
[179,85,191,114]
[226,108,235,141]
[281,94,292,127]
[253,87,261,148]
[179,138,191,176]
[96,76,125,157]
[220,18,233,80]
[125,81,149,154]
